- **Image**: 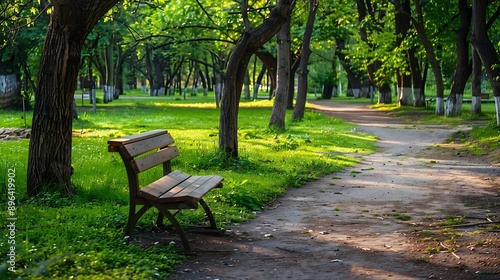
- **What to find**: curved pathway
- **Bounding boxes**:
[170,100,499,280]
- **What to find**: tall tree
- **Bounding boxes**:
[269,17,292,129]
[394,0,413,106]
[292,0,319,121]
[470,0,500,125]
[445,0,471,117]
[27,0,120,196]
[412,0,445,115]
[219,0,295,157]
[470,48,482,114]
[355,0,393,104]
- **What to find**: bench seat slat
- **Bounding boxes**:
[108,129,169,154]
[157,175,224,205]
[123,133,175,158]
[137,170,190,201]
[132,146,179,173]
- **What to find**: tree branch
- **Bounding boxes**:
[194,0,218,27]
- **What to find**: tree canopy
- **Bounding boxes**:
[1,0,499,195]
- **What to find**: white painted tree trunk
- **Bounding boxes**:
[413,88,424,107]
[352,88,361,98]
[435,97,445,115]
[0,74,18,108]
[253,83,260,99]
[445,94,463,116]
[215,82,222,101]
[470,96,482,114]
[399,87,413,106]
[103,85,114,103]
[0,74,17,94]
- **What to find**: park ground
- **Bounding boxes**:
[168,100,499,280]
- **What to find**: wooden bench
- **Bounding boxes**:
[108,129,223,253]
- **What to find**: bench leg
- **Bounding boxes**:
[156,208,181,228]
[125,204,152,236]
[154,204,192,254]
[199,198,217,229]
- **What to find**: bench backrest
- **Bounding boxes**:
[108,129,179,194]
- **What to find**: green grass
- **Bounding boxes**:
[0,89,377,279]
[373,97,500,160]
[393,213,412,221]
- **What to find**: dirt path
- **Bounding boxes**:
[170,100,499,280]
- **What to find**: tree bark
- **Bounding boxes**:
[219,0,295,158]
[145,45,154,94]
[269,19,291,130]
[445,0,471,117]
[378,83,392,104]
[244,70,251,99]
[471,0,500,125]
[114,44,123,99]
[470,48,482,114]
[253,65,267,100]
[356,0,391,104]
[27,0,119,196]
[104,41,114,102]
[286,54,300,109]
[408,48,425,107]
[412,0,445,115]
[255,51,278,98]
[153,53,165,96]
[335,39,365,98]
[293,0,318,121]
[395,0,413,106]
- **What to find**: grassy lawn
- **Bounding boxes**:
[0,89,378,279]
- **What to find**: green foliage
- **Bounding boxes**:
[0,202,183,279]
[468,120,500,155]
[393,213,412,221]
[437,215,465,226]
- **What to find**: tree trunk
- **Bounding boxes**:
[104,41,114,103]
[244,70,251,99]
[211,52,223,107]
[27,0,119,196]
[471,0,500,125]
[199,69,208,96]
[293,0,320,122]
[183,60,194,99]
[219,0,295,157]
[269,19,291,130]
[153,53,165,96]
[322,82,334,99]
[445,0,471,117]
[378,83,392,104]
[114,44,123,99]
[395,0,413,106]
[336,39,365,98]
[253,65,267,100]
[256,51,278,98]
[409,48,425,107]
[145,45,154,95]
[412,0,445,115]
[470,48,482,114]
